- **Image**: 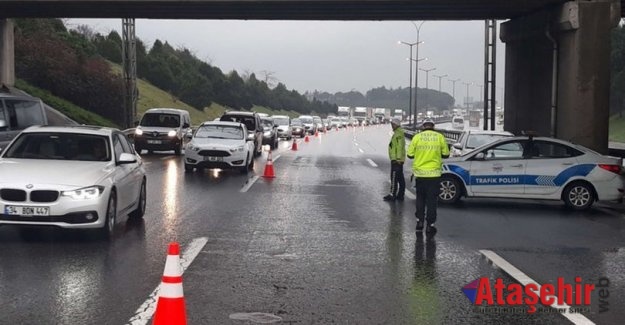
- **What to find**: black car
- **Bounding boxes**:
[291,118,306,138]
[220,111,263,156]
[261,117,279,149]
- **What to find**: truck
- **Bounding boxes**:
[353,107,372,125]
[469,110,481,127]
[393,109,404,122]
[373,108,391,124]
[337,106,353,119]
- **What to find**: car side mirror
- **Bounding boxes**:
[452,143,463,150]
[474,152,485,160]
[118,152,137,165]
[183,122,190,128]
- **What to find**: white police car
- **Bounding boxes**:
[439,136,625,210]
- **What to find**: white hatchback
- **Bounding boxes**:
[439,136,625,210]
[184,121,255,173]
[0,126,146,238]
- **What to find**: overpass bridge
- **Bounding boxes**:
[0,0,623,153]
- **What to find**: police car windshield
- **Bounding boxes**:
[467,134,511,149]
[195,125,243,140]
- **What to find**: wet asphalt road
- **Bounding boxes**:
[1,124,625,324]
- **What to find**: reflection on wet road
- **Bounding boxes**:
[0,125,624,324]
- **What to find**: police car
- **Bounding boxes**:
[439,135,625,210]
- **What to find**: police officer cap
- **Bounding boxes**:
[422,118,435,127]
[391,118,402,125]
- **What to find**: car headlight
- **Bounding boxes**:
[135,129,143,136]
[264,131,272,137]
[230,145,245,153]
[186,143,200,152]
[61,186,104,200]
[168,130,177,137]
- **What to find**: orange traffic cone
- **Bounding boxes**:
[291,139,298,151]
[315,130,319,137]
[263,150,275,178]
[153,242,186,325]
[304,135,310,142]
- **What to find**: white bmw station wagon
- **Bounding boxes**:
[0,126,146,238]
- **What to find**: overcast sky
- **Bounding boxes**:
[68,19,506,104]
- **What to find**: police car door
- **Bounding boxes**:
[469,140,528,195]
[523,140,582,196]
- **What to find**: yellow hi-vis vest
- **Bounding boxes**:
[388,127,406,162]
[407,130,449,178]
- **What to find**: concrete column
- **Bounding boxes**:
[501,0,620,153]
[0,19,15,87]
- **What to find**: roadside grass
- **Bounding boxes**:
[609,115,625,143]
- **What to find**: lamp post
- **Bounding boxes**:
[432,74,448,93]
[398,41,419,126]
[477,84,484,104]
[419,67,436,89]
[409,57,427,122]
[411,21,426,128]
[448,78,460,107]
[462,82,472,109]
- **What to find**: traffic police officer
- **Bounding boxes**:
[384,118,406,201]
[407,119,449,234]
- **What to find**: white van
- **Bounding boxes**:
[0,93,47,152]
[452,115,465,130]
[134,108,191,155]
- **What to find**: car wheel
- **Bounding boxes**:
[98,191,116,239]
[129,179,146,219]
[563,181,594,210]
[240,154,250,174]
[439,175,463,204]
[184,164,194,172]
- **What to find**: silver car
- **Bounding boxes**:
[0,125,147,238]
[450,130,514,157]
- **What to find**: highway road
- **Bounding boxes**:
[0,124,624,324]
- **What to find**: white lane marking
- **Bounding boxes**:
[354,142,359,146]
[358,148,365,153]
[240,176,260,193]
[479,250,596,325]
[366,159,378,167]
[127,237,209,325]
[405,190,416,200]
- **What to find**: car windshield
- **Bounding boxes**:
[140,113,180,127]
[2,99,46,129]
[3,132,111,161]
[467,134,512,149]
[195,125,244,140]
[220,115,256,131]
[291,119,302,126]
[453,118,464,123]
[273,118,289,125]
[261,119,274,128]
[300,117,313,123]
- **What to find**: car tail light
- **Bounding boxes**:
[598,164,621,174]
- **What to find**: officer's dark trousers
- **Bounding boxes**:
[389,163,405,198]
[415,177,440,225]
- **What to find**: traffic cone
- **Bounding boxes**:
[304,135,310,142]
[263,150,275,178]
[153,242,186,325]
[291,139,298,151]
[315,130,319,137]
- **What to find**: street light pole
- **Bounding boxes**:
[477,84,484,103]
[412,21,425,128]
[462,82,472,109]
[399,41,418,126]
[448,78,460,107]
[419,68,436,89]
[432,74,448,93]
[409,58,427,121]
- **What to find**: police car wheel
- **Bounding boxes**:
[439,176,462,204]
[563,182,594,210]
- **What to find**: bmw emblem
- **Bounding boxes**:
[26,184,34,189]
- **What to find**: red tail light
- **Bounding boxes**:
[598,164,621,174]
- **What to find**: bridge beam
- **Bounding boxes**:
[0,19,15,87]
[501,0,621,153]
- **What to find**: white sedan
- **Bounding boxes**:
[439,136,625,210]
[0,126,146,238]
[184,121,255,173]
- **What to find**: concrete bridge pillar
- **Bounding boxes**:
[501,0,621,153]
[0,19,15,87]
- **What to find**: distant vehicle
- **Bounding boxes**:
[184,121,255,174]
[291,118,306,137]
[0,125,146,238]
[337,106,353,119]
[329,117,342,129]
[220,111,263,157]
[469,110,481,127]
[450,130,514,157]
[497,114,504,125]
[261,117,279,149]
[299,115,316,135]
[452,116,465,130]
[256,113,270,118]
[271,115,292,140]
[134,108,191,155]
[393,109,403,122]
[353,107,372,125]
[440,136,625,210]
[0,92,48,152]
[313,116,324,133]
[340,117,349,128]
[373,108,389,124]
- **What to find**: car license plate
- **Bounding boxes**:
[204,156,223,162]
[4,205,49,216]
[147,140,162,144]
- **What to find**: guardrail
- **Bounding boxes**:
[402,117,461,146]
